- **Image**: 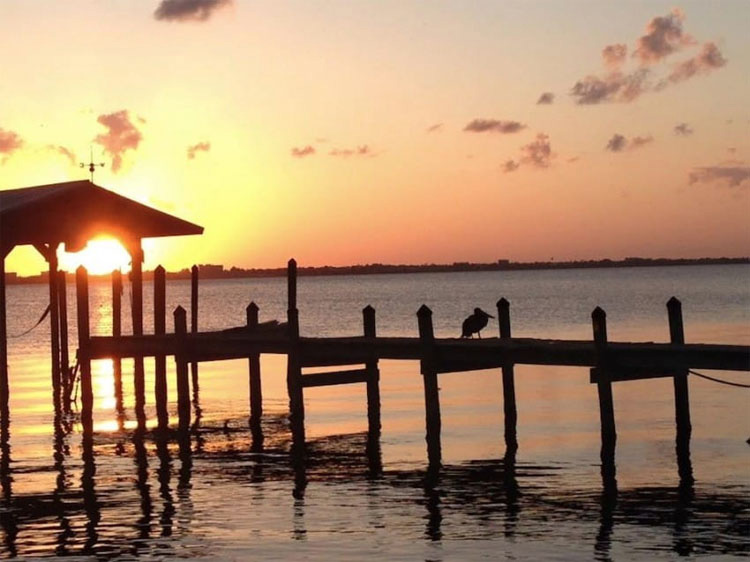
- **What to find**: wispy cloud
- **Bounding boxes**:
[536,92,554,105]
[633,9,693,65]
[522,133,554,169]
[464,119,526,134]
[426,123,443,133]
[154,0,233,22]
[571,9,725,105]
[606,133,654,152]
[47,144,76,165]
[602,44,627,69]
[571,69,649,104]
[291,145,316,158]
[94,110,143,172]
[330,145,374,157]
[503,159,519,173]
[662,42,727,86]
[689,166,750,188]
[187,141,211,159]
[0,128,23,156]
[674,123,693,136]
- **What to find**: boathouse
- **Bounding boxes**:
[0,179,203,413]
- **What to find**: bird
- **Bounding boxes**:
[461,308,494,338]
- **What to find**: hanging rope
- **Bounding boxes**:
[689,369,750,389]
[8,304,52,338]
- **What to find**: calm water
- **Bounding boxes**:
[2,265,749,560]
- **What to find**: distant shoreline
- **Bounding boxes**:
[6,257,749,285]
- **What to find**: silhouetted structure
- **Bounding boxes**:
[0,180,202,421]
[461,307,494,338]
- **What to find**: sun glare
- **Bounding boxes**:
[60,239,132,275]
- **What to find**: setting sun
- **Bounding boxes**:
[59,238,132,275]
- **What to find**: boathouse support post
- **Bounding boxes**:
[668,297,693,485]
[592,307,617,491]
[246,301,263,446]
[75,266,93,435]
[129,239,145,424]
[34,243,62,410]
[190,265,199,396]
[363,305,381,438]
[0,248,9,417]
[174,306,191,433]
[286,259,305,453]
[111,270,123,415]
[418,305,441,469]
[497,298,518,454]
[154,266,168,431]
[57,271,70,407]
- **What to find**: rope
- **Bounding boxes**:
[8,304,51,338]
[689,369,750,389]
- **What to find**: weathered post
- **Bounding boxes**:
[246,301,263,446]
[0,250,9,416]
[112,270,123,416]
[668,297,693,486]
[418,305,441,469]
[75,266,93,435]
[154,266,168,431]
[130,241,145,424]
[592,306,617,491]
[363,305,381,438]
[190,265,199,396]
[286,259,305,453]
[46,244,61,409]
[174,306,191,433]
[57,271,70,406]
[497,298,518,454]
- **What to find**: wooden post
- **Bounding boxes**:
[112,270,123,415]
[497,298,518,454]
[247,302,263,446]
[190,265,199,396]
[57,271,70,406]
[130,241,145,423]
[668,297,693,485]
[154,266,168,431]
[418,305,441,469]
[592,307,617,491]
[286,259,305,453]
[47,244,61,409]
[363,305,381,438]
[76,266,93,435]
[173,306,191,433]
[0,251,8,416]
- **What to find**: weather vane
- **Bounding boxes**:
[80,146,105,182]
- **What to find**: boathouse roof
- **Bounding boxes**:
[0,180,203,251]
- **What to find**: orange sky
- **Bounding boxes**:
[1,1,748,275]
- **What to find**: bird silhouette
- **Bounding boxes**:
[461,308,494,338]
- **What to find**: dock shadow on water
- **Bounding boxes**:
[0,413,747,560]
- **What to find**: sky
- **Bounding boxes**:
[1,0,749,275]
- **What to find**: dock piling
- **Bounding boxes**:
[75,266,93,435]
[57,271,69,407]
[286,259,305,453]
[668,297,693,486]
[111,270,123,418]
[246,301,263,446]
[154,266,168,431]
[417,304,441,469]
[174,306,191,432]
[130,241,145,427]
[363,305,381,438]
[190,265,199,397]
[497,298,518,454]
[592,306,617,491]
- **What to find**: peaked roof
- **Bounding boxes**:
[0,180,203,251]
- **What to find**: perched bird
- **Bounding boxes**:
[461,308,494,338]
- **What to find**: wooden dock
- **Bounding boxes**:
[70,259,750,490]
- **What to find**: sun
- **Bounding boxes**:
[59,238,132,275]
